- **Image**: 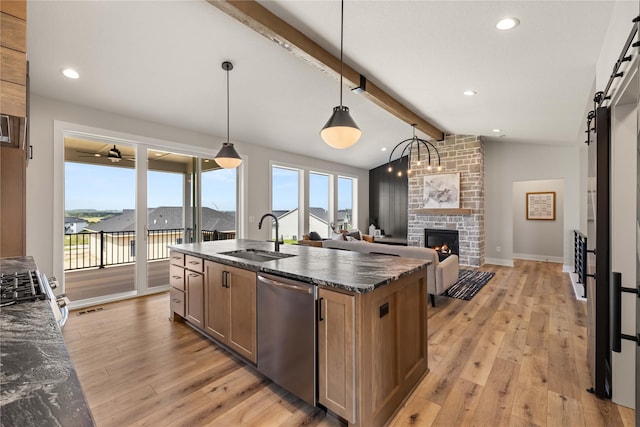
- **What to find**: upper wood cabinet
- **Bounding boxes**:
[0,0,26,117]
[204,260,257,363]
[0,1,27,20]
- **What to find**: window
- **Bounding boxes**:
[309,172,330,238]
[272,166,300,242]
[338,176,355,231]
[270,165,357,239]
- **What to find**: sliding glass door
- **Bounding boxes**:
[62,133,238,307]
[146,149,196,289]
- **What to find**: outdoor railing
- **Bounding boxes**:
[574,230,588,298]
[64,228,236,271]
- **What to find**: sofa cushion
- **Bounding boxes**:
[331,232,346,241]
[309,231,322,241]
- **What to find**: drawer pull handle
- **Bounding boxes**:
[172,299,181,303]
[172,275,182,279]
[188,261,199,265]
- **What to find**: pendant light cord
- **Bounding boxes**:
[339,0,344,107]
[226,67,230,144]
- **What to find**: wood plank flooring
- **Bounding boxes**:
[63,260,634,426]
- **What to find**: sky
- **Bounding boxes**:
[65,163,354,213]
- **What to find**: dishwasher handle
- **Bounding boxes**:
[258,275,312,294]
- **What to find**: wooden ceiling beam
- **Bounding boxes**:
[207,0,444,141]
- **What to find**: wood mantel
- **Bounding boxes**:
[411,208,472,215]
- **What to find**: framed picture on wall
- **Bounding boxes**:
[526,191,556,220]
[423,172,460,208]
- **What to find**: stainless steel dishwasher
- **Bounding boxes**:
[257,273,316,406]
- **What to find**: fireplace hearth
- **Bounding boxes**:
[424,229,459,261]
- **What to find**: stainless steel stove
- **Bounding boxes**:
[0,269,68,328]
[0,270,47,306]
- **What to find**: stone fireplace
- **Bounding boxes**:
[407,134,485,266]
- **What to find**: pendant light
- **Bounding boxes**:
[215,61,242,169]
[320,0,361,149]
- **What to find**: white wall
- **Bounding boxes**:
[596,1,639,91]
[27,95,369,277]
[512,179,565,262]
[485,141,580,267]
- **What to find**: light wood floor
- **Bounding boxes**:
[63,260,635,426]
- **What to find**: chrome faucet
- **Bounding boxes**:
[258,213,280,252]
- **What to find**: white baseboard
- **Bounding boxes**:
[67,286,169,310]
[484,257,514,267]
[513,253,564,263]
[568,272,587,301]
[562,264,574,273]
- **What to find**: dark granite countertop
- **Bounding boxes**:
[169,239,430,293]
[0,257,95,427]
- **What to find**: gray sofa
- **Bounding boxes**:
[321,239,459,306]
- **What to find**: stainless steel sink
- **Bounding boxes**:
[220,249,296,263]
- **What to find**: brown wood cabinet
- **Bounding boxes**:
[204,260,257,363]
[318,269,428,427]
[0,0,27,258]
[168,251,184,321]
[0,0,26,117]
[318,287,356,423]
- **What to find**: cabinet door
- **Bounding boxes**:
[204,261,229,341]
[227,265,257,363]
[185,271,204,328]
[318,288,356,423]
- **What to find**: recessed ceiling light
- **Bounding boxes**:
[62,68,80,79]
[496,17,520,31]
[463,90,477,96]
[381,147,387,152]
[492,129,501,133]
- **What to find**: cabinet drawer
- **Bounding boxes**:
[1,13,26,52]
[0,47,26,85]
[185,255,204,272]
[170,287,185,318]
[1,2,26,20]
[169,251,184,266]
[0,80,25,117]
[169,264,184,291]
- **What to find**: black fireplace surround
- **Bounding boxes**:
[424,229,459,260]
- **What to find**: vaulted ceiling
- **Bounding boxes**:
[27,1,616,169]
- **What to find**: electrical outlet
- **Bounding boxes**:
[496,246,501,253]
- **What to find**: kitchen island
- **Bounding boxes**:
[169,240,430,427]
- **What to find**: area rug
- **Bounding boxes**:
[443,269,495,301]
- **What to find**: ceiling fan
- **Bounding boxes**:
[76,144,134,163]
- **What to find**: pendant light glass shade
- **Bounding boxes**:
[214,142,242,168]
[321,106,361,149]
[320,0,361,149]
[215,61,242,169]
